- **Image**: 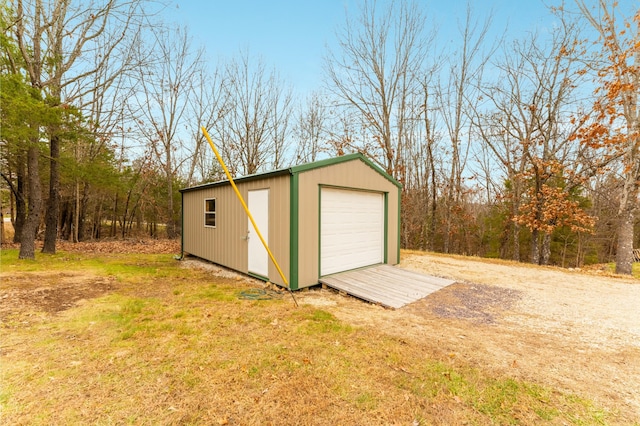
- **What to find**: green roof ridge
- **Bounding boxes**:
[290,153,401,188]
[180,152,401,193]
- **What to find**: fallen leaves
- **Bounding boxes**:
[2,239,181,255]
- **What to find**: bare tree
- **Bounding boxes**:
[436,4,494,254]
[293,91,328,163]
[215,50,293,176]
[400,70,441,251]
[186,66,227,185]
[473,107,530,261]
[324,0,431,180]
[270,78,293,169]
[67,15,143,242]
[131,25,203,239]
[323,107,364,157]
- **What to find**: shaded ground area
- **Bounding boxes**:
[0,239,178,327]
[424,282,522,324]
[0,272,116,320]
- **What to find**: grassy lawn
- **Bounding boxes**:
[608,261,640,278]
[598,261,640,278]
[0,249,617,425]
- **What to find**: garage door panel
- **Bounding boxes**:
[321,188,384,276]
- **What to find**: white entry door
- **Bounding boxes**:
[320,187,384,276]
[248,189,269,277]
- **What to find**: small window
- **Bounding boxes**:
[205,198,216,227]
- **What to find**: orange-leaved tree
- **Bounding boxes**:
[513,159,597,264]
[572,1,639,274]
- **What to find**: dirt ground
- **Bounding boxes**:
[1,241,639,421]
[0,240,176,324]
[298,253,640,421]
[0,271,116,319]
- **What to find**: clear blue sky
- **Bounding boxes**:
[166,0,553,96]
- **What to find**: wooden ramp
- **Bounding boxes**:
[319,264,456,309]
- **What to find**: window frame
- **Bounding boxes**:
[204,198,216,228]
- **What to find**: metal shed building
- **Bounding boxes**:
[179,153,401,290]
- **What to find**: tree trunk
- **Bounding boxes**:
[111,194,118,237]
[93,198,103,240]
[13,154,27,243]
[19,146,43,259]
[615,132,639,274]
[511,189,521,262]
[165,150,176,239]
[541,232,551,265]
[78,182,90,241]
[428,143,437,252]
[615,208,634,275]
[136,208,143,232]
[512,221,521,262]
[73,180,80,243]
[576,233,584,267]
[121,189,132,239]
[42,135,60,253]
[530,229,540,265]
[60,201,72,240]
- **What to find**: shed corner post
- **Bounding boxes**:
[289,172,299,290]
[384,191,388,264]
[180,191,185,259]
[397,185,402,264]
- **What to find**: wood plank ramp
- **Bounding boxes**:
[319,264,456,309]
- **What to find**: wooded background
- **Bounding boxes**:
[1,0,638,274]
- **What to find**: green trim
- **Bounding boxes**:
[290,153,361,174]
[356,154,402,189]
[384,192,388,264]
[180,168,290,193]
[288,173,299,290]
[289,153,401,189]
[248,272,269,282]
[180,152,402,193]
[397,186,402,263]
[317,184,323,279]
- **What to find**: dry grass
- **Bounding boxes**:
[0,246,623,425]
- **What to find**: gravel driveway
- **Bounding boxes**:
[299,252,640,422]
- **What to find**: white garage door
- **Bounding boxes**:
[320,187,384,276]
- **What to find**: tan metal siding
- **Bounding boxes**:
[296,159,399,288]
[182,175,290,286]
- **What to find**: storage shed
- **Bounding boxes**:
[180,153,401,290]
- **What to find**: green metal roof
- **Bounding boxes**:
[179,152,401,193]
